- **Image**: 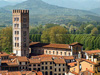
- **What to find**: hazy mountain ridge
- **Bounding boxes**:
[42,0,100,10]
[90,8,100,15]
[0,0,100,25]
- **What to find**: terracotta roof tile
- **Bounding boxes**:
[17,56,28,62]
[54,58,66,64]
[85,50,100,55]
[1,60,10,63]
[63,56,74,60]
[29,59,41,64]
[37,71,43,75]
[0,52,9,57]
[30,42,70,49]
[70,42,83,46]
[8,71,22,75]
[70,71,79,75]
[68,62,77,67]
[81,59,97,65]
[41,57,53,62]
[7,62,18,66]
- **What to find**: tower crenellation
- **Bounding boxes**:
[13,10,29,13]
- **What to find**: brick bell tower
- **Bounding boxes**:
[12,10,29,57]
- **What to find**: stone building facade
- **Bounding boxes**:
[12,10,29,57]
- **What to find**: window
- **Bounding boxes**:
[50,71,52,75]
[63,64,65,66]
[15,31,19,35]
[53,51,55,54]
[63,68,65,71]
[50,66,52,69]
[45,72,48,75]
[14,17,19,21]
[17,18,19,21]
[69,53,70,56]
[14,24,19,28]
[54,74,57,75]
[25,62,27,65]
[55,64,56,66]
[50,62,52,64]
[38,68,40,71]
[55,68,56,71]
[49,51,51,54]
[42,66,44,70]
[59,74,61,75]
[33,68,36,70]
[15,43,19,47]
[59,68,61,71]
[46,50,47,54]
[23,18,27,22]
[65,52,66,55]
[24,50,26,55]
[59,64,61,66]
[33,64,36,66]
[24,43,27,47]
[57,51,58,55]
[23,31,26,36]
[61,52,62,55]
[45,66,48,69]
[20,62,21,65]
[42,62,44,65]
[45,62,47,65]
[38,64,40,66]
[23,38,26,42]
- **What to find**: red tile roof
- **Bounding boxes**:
[81,59,97,65]
[70,71,79,75]
[0,52,9,57]
[85,50,100,55]
[17,56,28,62]
[7,62,18,66]
[37,71,43,75]
[63,56,74,60]
[41,57,53,62]
[68,62,77,67]
[54,58,66,64]
[29,59,41,64]
[29,42,70,49]
[69,42,83,46]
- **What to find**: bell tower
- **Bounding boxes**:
[12,10,29,57]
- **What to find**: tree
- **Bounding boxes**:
[97,25,100,34]
[0,27,12,53]
[41,26,69,44]
[85,24,94,34]
[91,27,98,35]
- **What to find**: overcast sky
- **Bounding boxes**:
[0,0,100,2]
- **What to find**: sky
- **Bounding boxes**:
[0,0,100,10]
[1,0,100,2]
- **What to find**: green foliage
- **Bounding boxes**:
[0,27,12,53]
[91,27,98,35]
[69,34,100,50]
[41,26,69,44]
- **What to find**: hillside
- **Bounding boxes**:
[42,0,100,10]
[0,0,100,25]
[90,8,100,15]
